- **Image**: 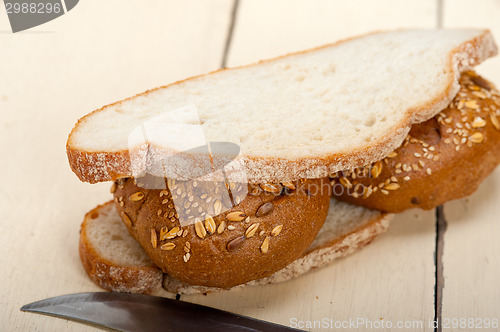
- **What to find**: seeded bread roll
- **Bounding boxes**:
[163,198,392,295]
[78,198,391,295]
[113,177,331,288]
[79,202,163,294]
[331,71,500,213]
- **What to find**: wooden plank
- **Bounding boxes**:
[183,1,438,330]
[227,0,437,67]
[184,210,437,330]
[441,169,500,327]
[0,1,233,331]
[442,0,500,326]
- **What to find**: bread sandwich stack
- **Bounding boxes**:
[67,29,500,294]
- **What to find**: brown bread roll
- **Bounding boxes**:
[113,177,331,288]
[331,71,500,213]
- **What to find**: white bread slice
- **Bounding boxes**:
[79,202,163,294]
[79,200,392,294]
[67,29,497,184]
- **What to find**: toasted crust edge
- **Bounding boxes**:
[67,29,497,184]
[79,202,163,294]
[162,212,393,295]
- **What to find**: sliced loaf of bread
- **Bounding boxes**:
[79,200,392,295]
[67,29,497,184]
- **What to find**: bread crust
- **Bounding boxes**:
[79,202,163,294]
[332,72,500,212]
[163,209,392,295]
[66,29,498,184]
[113,177,331,288]
[79,199,391,295]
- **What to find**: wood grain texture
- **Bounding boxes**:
[442,0,500,325]
[0,0,233,331]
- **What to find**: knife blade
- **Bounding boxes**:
[21,292,302,332]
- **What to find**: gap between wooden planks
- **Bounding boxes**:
[0,1,235,331]
[442,0,500,329]
[181,1,441,331]
[181,0,500,330]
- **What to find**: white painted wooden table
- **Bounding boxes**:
[1,1,499,331]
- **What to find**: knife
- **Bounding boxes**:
[21,292,303,332]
